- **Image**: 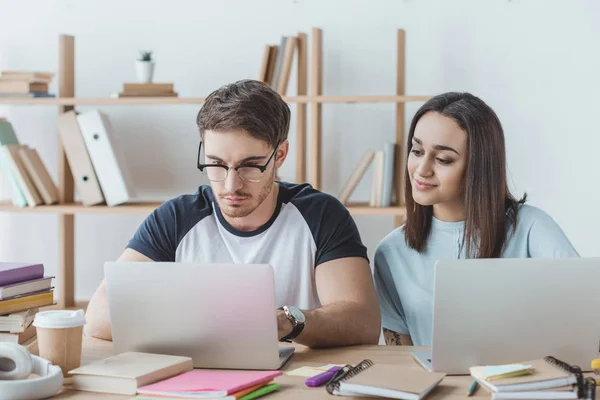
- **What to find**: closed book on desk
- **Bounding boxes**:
[470,358,577,392]
[0,308,37,333]
[0,321,36,344]
[137,369,282,398]
[69,352,193,395]
[327,360,446,400]
[491,387,578,399]
[0,290,53,315]
[0,262,44,287]
[0,276,53,301]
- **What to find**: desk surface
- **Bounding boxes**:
[54,338,598,399]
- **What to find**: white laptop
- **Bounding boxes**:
[412,257,600,375]
[104,262,294,370]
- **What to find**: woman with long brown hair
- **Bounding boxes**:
[374,92,578,346]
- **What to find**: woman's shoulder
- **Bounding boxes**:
[375,225,408,255]
[514,203,558,227]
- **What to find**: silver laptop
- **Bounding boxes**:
[104,262,294,370]
[412,257,600,375]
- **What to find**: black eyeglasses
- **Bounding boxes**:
[196,141,279,183]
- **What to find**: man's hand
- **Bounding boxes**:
[278,257,381,348]
[277,309,293,340]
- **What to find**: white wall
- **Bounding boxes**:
[1,0,599,302]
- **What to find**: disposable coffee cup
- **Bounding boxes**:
[33,309,86,376]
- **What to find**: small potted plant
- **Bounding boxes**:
[135,50,154,83]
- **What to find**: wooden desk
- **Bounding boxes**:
[53,337,599,399]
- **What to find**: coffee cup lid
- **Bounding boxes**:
[33,309,86,329]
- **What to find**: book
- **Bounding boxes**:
[264,46,278,86]
[338,150,375,204]
[0,120,27,207]
[0,71,54,83]
[18,147,59,205]
[0,321,36,344]
[470,358,578,393]
[0,262,44,287]
[0,120,19,145]
[370,151,385,207]
[475,363,534,381]
[491,387,578,399]
[111,92,178,98]
[276,36,297,95]
[0,290,53,315]
[270,36,288,91]
[0,308,38,333]
[0,81,48,93]
[326,360,446,400]
[68,352,194,395]
[380,142,396,207]
[122,83,174,93]
[0,276,53,300]
[0,144,43,206]
[137,369,283,398]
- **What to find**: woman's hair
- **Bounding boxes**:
[403,92,526,258]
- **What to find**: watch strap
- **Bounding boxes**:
[279,306,305,342]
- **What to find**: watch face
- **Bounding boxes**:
[288,306,306,323]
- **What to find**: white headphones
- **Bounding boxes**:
[0,342,63,400]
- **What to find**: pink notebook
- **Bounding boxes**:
[137,370,282,397]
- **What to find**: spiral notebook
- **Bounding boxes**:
[326,360,446,400]
[471,356,596,400]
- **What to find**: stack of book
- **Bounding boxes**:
[0,119,59,207]
[470,359,580,399]
[68,351,283,398]
[0,71,55,98]
[337,142,398,207]
[112,83,177,98]
[258,36,298,95]
[0,262,55,350]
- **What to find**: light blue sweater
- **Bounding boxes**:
[374,204,579,346]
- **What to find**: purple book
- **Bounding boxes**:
[0,263,44,286]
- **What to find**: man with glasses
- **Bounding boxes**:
[85,79,381,347]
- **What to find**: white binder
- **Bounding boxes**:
[76,110,135,206]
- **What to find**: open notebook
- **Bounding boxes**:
[326,360,446,400]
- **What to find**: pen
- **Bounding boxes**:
[305,366,342,387]
[467,380,478,397]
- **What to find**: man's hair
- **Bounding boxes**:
[196,79,291,148]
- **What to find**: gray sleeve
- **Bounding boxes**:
[374,246,410,335]
[526,210,580,258]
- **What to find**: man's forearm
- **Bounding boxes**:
[280,301,380,348]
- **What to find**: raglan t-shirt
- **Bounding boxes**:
[127,182,368,310]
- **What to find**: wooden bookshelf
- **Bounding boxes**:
[0,201,407,216]
[0,95,430,105]
[0,28,427,307]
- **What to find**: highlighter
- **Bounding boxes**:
[305,366,342,387]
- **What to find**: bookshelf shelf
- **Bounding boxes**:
[0,201,407,216]
[2,28,422,308]
[0,95,430,106]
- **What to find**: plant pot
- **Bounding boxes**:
[135,60,155,83]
